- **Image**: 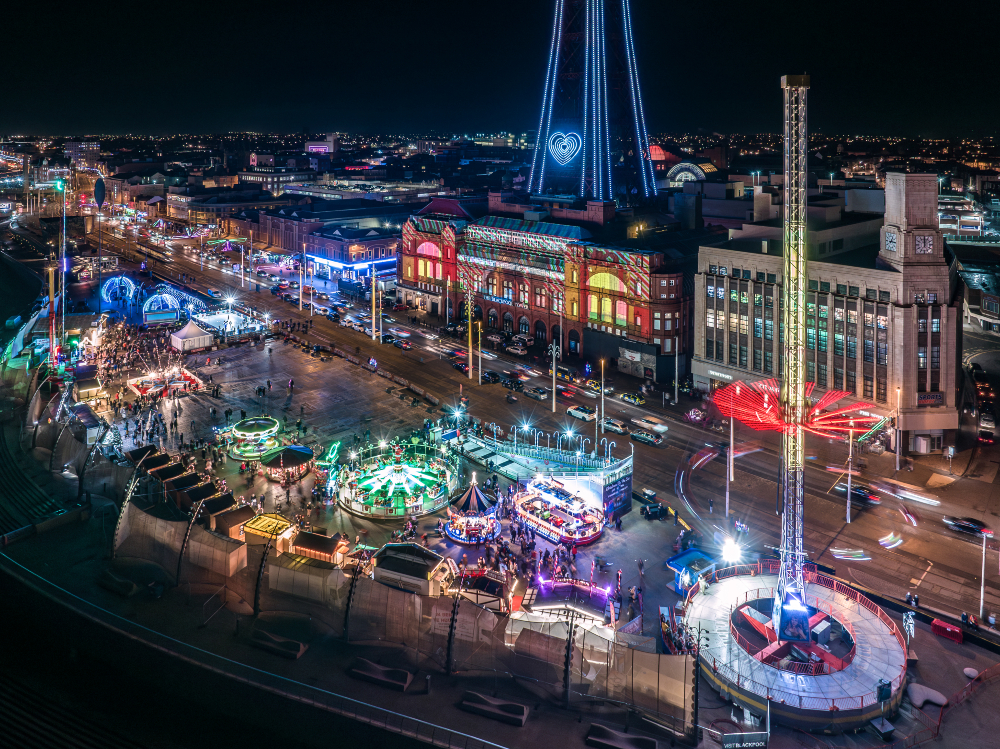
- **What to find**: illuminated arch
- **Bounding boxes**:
[143,293,181,313]
[588,272,626,293]
[101,276,136,304]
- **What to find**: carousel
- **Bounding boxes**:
[126,367,202,397]
[260,444,314,482]
[223,416,281,460]
[444,477,500,545]
[514,477,605,547]
[339,440,455,519]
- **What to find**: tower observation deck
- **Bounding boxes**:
[527,0,656,205]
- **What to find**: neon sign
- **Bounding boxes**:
[547,132,582,165]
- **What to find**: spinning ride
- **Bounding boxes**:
[224,417,281,459]
[444,478,500,545]
[513,477,604,547]
[339,441,455,519]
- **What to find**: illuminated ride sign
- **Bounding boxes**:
[547,131,582,166]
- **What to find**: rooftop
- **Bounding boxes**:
[706,238,897,272]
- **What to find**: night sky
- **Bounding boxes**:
[5,0,997,136]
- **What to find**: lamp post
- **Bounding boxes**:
[599,358,605,436]
[846,419,854,523]
[477,322,483,385]
[895,386,901,472]
[726,383,739,518]
[548,341,561,413]
[981,531,987,620]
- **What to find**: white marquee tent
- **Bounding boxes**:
[170,320,214,352]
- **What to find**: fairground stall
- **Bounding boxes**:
[513,477,605,546]
[338,439,457,519]
[260,445,314,482]
[126,366,202,397]
[219,416,281,460]
[444,479,500,545]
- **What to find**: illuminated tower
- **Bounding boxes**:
[776,75,810,626]
[527,0,656,204]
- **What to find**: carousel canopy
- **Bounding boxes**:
[260,444,314,469]
[452,483,495,514]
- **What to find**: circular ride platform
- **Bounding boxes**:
[685,562,906,732]
[226,417,281,460]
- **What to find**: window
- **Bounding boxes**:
[876,379,887,402]
[739,315,749,335]
[808,280,818,291]
[730,343,738,365]
[764,319,774,340]
[519,284,529,304]
[864,312,874,328]
[754,293,763,307]
[820,282,831,292]
[670,279,675,286]
[730,288,738,302]
[877,314,887,330]
[572,269,579,283]
[807,302,816,317]
[931,317,940,333]
[504,280,514,299]
[756,272,765,282]
[879,291,891,303]
[706,311,715,330]
[849,286,859,297]
[753,349,762,371]
[765,295,773,308]
[807,329,816,350]
[730,312,738,331]
[914,293,925,304]
[847,336,856,359]
[706,340,714,358]
[572,301,579,316]
[709,265,717,275]
[837,284,847,295]
[716,340,724,360]
[819,305,828,319]
[615,300,626,326]
[928,292,937,303]
[864,339,875,362]
[743,270,751,280]
[739,345,748,367]
[764,351,773,373]
[602,297,613,323]
[660,279,667,287]
[834,333,844,356]
[918,318,927,333]
[807,361,816,382]
[877,342,888,365]
[706,285,715,298]
[835,307,844,321]
[719,267,727,276]
[535,288,546,308]
[818,329,828,352]
[754,317,762,338]
[931,346,940,369]
[846,370,856,394]
[847,309,857,324]
[740,290,749,304]
[866,289,877,300]
[984,298,1000,314]
[864,376,874,398]
[767,273,777,284]
[816,363,827,387]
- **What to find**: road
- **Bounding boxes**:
[71,227,1000,622]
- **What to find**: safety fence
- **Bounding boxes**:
[112,497,696,730]
[689,561,907,712]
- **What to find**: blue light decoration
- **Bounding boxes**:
[528,0,656,203]
[142,292,181,313]
[100,276,136,304]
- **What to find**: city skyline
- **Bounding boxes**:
[5,0,998,137]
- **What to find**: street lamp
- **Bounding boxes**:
[846,419,855,523]
[548,341,561,413]
[895,386,901,472]
[721,537,742,564]
[476,322,483,385]
[599,358,606,438]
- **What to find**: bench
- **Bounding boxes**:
[459,691,528,726]
[349,658,413,692]
[586,724,657,749]
[249,628,308,660]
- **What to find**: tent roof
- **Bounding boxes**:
[172,320,212,340]
[260,445,313,469]
[452,482,495,514]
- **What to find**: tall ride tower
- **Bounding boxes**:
[527,0,656,204]
[776,74,810,628]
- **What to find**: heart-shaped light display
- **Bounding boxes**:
[547,131,582,166]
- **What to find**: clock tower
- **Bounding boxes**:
[880,172,944,272]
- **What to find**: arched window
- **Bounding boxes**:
[601,297,613,323]
[534,320,547,341]
[588,271,626,293]
[518,316,530,334]
[488,309,499,329]
[416,241,441,258]
[503,312,514,332]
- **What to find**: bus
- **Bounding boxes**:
[548,364,581,383]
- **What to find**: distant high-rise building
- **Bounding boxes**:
[527,0,655,204]
[64,141,100,169]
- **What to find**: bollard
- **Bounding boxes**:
[425,674,432,695]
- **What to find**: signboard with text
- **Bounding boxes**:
[721,732,768,749]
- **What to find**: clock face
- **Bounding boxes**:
[915,235,934,254]
[885,231,897,252]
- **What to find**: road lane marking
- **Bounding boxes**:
[913,561,933,588]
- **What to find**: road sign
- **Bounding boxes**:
[94,177,105,209]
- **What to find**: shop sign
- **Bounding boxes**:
[917,392,943,407]
[482,293,512,305]
[708,369,733,381]
[622,350,641,362]
[721,733,768,749]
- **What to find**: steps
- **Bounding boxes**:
[0,424,61,535]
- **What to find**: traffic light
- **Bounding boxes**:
[54,180,63,191]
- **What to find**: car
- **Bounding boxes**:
[631,415,667,433]
[506,345,528,356]
[278,280,290,289]
[289,280,300,289]
[315,292,330,301]
[478,349,498,360]
[393,303,408,311]
[388,327,410,338]
[832,482,881,506]
[567,405,597,421]
[486,334,505,344]
[641,503,670,520]
[501,378,524,391]
[326,312,341,322]
[525,387,549,401]
[979,410,996,430]
[270,286,281,295]
[481,370,501,383]
[269,274,280,282]
[205,288,221,298]
[393,339,413,350]
[453,361,470,374]
[584,379,614,395]
[255,269,269,277]
[556,385,576,398]
[943,516,994,537]
[450,349,468,359]
[620,392,646,406]
[978,430,994,444]
[971,363,984,373]
[380,334,396,344]
[601,418,628,434]
[631,430,663,446]
[312,305,329,315]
